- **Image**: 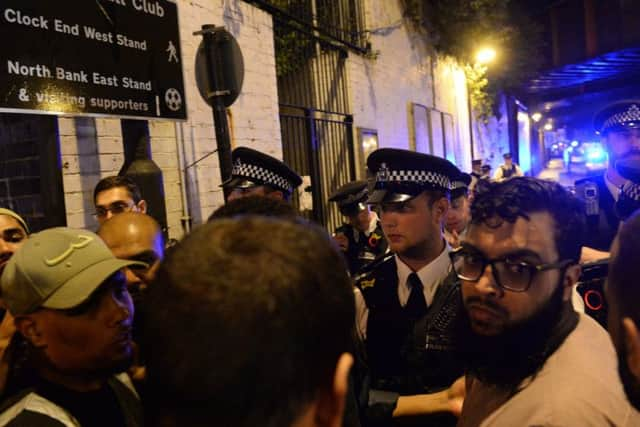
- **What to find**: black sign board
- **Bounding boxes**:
[0,0,186,120]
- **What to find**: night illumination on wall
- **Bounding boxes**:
[517,111,531,174]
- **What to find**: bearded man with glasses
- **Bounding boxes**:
[454,177,639,427]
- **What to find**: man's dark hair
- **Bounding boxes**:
[609,209,640,325]
[143,217,354,427]
[208,195,298,222]
[470,177,585,262]
[93,175,142,204]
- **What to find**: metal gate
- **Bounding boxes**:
[280,105,355,230]
[274,17,359,229]
[245,0,367,230]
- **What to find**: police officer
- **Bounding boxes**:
[575,100,640,252]
[222,147,302,202]
[444,171,472,248]
[353,148,463,425]
[329,181,388,275]
[470,159,483,180]
[469,160,482,194]
[480,164,492,180]
[493,152,523,181]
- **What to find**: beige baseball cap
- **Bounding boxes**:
[0,208,29,234]
[0,227,146,315]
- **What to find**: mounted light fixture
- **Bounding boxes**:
[475,47,497,64]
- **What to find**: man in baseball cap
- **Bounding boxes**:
[222,147,302,202]
[0,227,144,426]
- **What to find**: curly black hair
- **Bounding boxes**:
[471,177,585,262]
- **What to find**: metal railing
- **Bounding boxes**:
[280,106,355,230]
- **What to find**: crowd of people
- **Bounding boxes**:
[0,101,639,426]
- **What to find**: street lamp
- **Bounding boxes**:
[475,47,497,65]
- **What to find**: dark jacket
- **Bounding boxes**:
[335,222,388,275]
[354,255,463,426]
[575,175,619,251]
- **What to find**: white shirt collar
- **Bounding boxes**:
[395,241,452,307]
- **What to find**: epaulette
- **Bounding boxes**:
[353,252,394,283]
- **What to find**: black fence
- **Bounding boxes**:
[247,0,363,229]
[280,105,355,230]
[243,0,368,53]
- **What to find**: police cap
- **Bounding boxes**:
[329,180,369,216]
[366,148,458,204]
[451,171,472,200]
[222,147,302,195]
[594,100,640,135]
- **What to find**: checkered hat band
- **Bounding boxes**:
[232,160,292,192]
[603,104,640,131]
[376,170,450,189]
[451,180,468,190]
[622,182,640,202]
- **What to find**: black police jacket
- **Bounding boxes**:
[575,175,619,251]
[335,222,388,275]
[354,255,463,425]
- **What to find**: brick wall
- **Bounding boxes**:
[58,0,282,238]
[348,0,434,153]
[348,0,472,172]
[59,117,124,231]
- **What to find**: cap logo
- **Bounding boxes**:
[377,163,390,182]
[44,235,93,266]
[231,158,244,175]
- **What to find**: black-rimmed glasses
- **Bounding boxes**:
[449,247,573,292]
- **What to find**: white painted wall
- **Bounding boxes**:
[58,0,475,237]
[347,0,472,174]
[59,0,282,238]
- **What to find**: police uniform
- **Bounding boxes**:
[470,160,483,180]
[615,157,640,221]
[329,181,388,275]
[494,153,523,181]
[575,101,640,251]
[222,147,302,199]
[444,171,471,244]
[354,149,463,426]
